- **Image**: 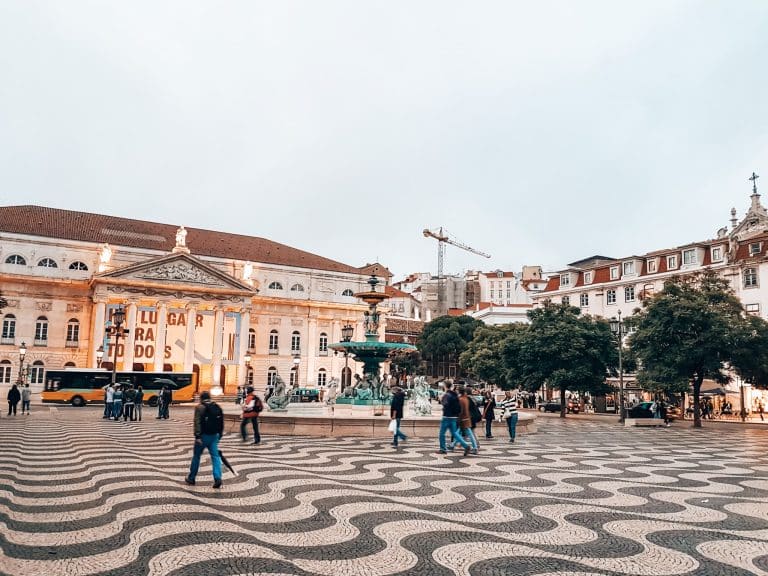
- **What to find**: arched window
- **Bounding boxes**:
[0,360,11,384]
[318,332,328,355]
[248,328,256,350]
[268,330,279,353]
[744,267,759,288]
[268,281,283,290]
[69,261,88,271]
[64,361,76,367]
[37,258,58,268]
[1,314,16,342]
[267,366,277,387]
[291,331,301,353]
[66,318,80,346]
[5,254,26,265]
[317,368,327,387]
[290,283,305,292]
[35,316,49,345]
[290,365,299,387]
[30,360,45,384]
[342,289,354,297]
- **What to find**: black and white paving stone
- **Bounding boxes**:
[2,408,768,575]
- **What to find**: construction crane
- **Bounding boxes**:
[423,227,491,316]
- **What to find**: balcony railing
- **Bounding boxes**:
[268,348,279,355]
[319,349,328,356]
[65,340,79,348]
[0,337,14,345]
[33,339,48,347]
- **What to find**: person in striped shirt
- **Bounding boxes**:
[498,390,519,443]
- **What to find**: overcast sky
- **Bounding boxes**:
[1,1,767,279]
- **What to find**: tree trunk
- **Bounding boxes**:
[560,387,566,418]
[692,374,703,429]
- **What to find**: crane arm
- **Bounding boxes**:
[422,227,491,258]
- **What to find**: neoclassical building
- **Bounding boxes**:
[0,205,379,394]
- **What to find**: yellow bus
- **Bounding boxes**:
[41,369,197,407]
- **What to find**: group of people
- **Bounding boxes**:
[102,383,173,421]
[6,383,32,416]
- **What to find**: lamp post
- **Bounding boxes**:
[292,354,300,389]
[18,341,26,385]
[340,323,354,392]
[609,310,626,423]
[244,350,252,386]
[96,345,104,369]
[106,306,128,386]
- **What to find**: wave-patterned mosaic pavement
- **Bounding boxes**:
[3,409,768,576]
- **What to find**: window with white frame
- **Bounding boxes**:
[268,330,279,353]
[319,332,328,354]
[746,303,761,316]
[0,360,11,384]
[622,261,635,276]
[624,286,635,302]
[291,331,301,353]
[69,261,88,271]
[342,289,354,296]
[744,267,758,288]
[647,260,657,273]
[29,361,44,384]
[290,366,298,387]
[560,274,570,287]
[610,266,619,280]
[317,368,327,387]
[37,258,58,268]
[562,296,570,306]
[66,318,80,345]
[490,289,494,299]
[667,255,678,269]
[5,254,25,265]
[2,314,16,341]
[606,289,617,304]
[290,283,304,292]
[268,281,283,290]
[711,246,723,262]
[267,367,277,386]
[506,290,511,299]
[750,243,762,256]
[584,271,593,284]
[580,293,589,307]
[248,328,256,350]
[682,249,697,265]
[35,316,48,344]
[506,281,511,288]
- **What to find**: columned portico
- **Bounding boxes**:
[153,301,168,372]
[211,305,225,390]
[123,301,138,370]
[238,307,251,386]
[91,298,106,368]
[184,303,197,373]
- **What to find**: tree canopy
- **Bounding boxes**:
[418,315,483,361]
[459,323,528,388]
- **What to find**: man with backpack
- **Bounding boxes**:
[240,386,263,444]
[185,391,224,489]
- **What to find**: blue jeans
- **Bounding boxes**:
[506,412,519,440]
[112,401,122,419]
[188,433,222,481]
[485,417,493,438]
[460,426,478,450]
[392,418,407,446]
[439,417,469,451]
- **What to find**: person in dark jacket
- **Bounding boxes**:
[240,386,262,444]
[185,391,223,488]
[437,381,470,455]
[482,391,496,439]
[7,384,21,416]
[134,385,144,421]
[390,386,407,447]
[160,386,172,419]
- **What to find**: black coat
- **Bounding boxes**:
[390,390,406,419]
[7,386,21,404]
[441,390,461,418]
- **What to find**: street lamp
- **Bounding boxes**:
[106,305,128,387]
[292,354,300,388]
[340,323,354,392]
[244,350,252,386]
[96,345,104,369]
[18,341,26,385]
[609,310,626,423]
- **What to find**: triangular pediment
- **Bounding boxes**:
[94,253,256,294]
[732,193,768,241]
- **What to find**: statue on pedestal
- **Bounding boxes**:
[266,373,290,410]
[325,377,339,405]
[413,375,432,416]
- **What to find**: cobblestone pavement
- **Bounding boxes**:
[3,409,768,576]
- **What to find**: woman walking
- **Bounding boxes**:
[482,390,496,439]
[498,390,519,443]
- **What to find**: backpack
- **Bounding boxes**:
[254,396,263,413]
[468,396,482,425]
[201,402,223,435]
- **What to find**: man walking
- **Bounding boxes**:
[240,386,262,444]
[390,386,407,447]
[457,386,479,454]
[437,381,470,456]
[185,391,224,489]
[7,384,21,416]
[104,384,114,419]
[20,384,32,415]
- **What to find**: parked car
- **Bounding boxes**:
[627,401,677,420]
[291,387,320,402]
[539,401,561,413]
[566,399,580,414]
[539,400,580,414]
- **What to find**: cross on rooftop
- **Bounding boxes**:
[750,171,760,194]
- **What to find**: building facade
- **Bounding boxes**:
[0,205,380,395]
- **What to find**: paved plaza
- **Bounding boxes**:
[2,409,768,575]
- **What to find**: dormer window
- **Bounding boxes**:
[711,246,723,262]
[682,249,697,266]
[560,274,570,287]
[609,266,619,280]
[667,255,678,270]
[584,271,593,284]
[497,271,503,278]
[622,261,636,276]
[647,259,657,273]
[750,242,762,256]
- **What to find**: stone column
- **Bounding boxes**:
[153,301,168,372]
[91,298,107,368]
[123,301,138,370]
[306,314,317,388]
[238,307,251,387]
[183,303,197,373]
[211,306,225,390]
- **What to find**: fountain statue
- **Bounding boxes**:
[330,274,416,406]
[266,373,290,410]
[412,376,432,416]
[325,377,340,405]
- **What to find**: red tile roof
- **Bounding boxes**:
[385,285,411,298]
[0,205,362,274]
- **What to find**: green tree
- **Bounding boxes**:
[418,315,483,377]
[731,315,768,390]
[388,348,424,382]
[629,272,745,428]
[459,323,528,388]
[504,303,616,417]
